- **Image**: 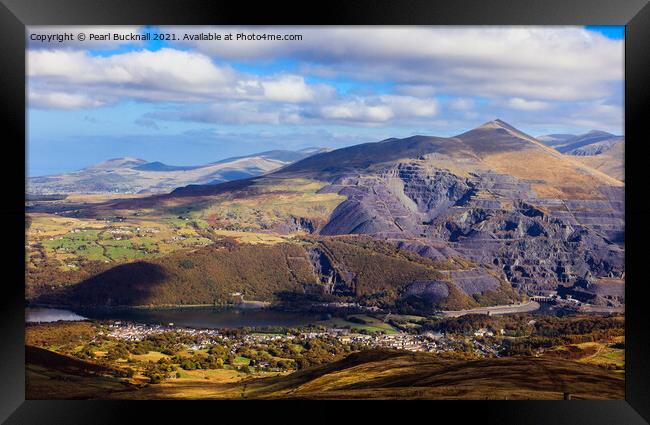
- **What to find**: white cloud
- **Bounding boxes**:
[176,26,623,102]
[28,48,334,107]
[147,95,439,126]
[311,95,438,125]
[237,75,332,103]
[29,90,107,109]
[28,48,237,102]
[148,102,303,126]
[319,101,394,123]
[382,95,439,118]
[396,85,437,97]
[26,26,623,133]
[505,97,550,111]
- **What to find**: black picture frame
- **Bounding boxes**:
[1,0,648,423]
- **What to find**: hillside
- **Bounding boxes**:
[280,120,623,292]
[573,140,624,181]
[106,349,623,400]
[537,130,624,182]
[33,236,517,312]
[27,148,328,195]
[26,344,136,400]
[245,350,624,400]
[538,130,623,155]
[27,120,624,309]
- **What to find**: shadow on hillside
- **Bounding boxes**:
[274,291,332,305]
[57,262,168,307]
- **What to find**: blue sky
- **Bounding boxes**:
[585,25,624,39]
[27,26,624,176]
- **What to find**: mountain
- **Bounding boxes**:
[538,130,623,155]
[86,157,148,170]
[573,139,625,181]
[27,148,329,195]
[536,134,576,147]
[170,119,623,294]
[537,130,624,181]
[28,120,624,311]
[278,119,620,199]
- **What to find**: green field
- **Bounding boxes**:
[320,315,399,334]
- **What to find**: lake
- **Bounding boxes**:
[25,306,325,329]
[26,307,87,323]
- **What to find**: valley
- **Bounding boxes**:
[25,312,625,400]
[26,120,624,314]
[25,120,625,400]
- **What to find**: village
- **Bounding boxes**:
[102,320,501,359]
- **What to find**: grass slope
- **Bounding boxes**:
[104,349,623,400]
[26,345,137,400]
[35,235,512,311]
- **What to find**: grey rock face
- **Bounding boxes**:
[403,280,450,305]
[394,240,460,260]
[448,269,500,296]
[318,160,624,297]
[305,246,356,297]
[273,215,319,234]
[557,278,625,306]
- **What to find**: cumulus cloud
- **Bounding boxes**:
[28,48,237,103]
[27,46,441,125]
[505,97,550,111]
[319,101,394,123]
[147,102,303,126]
[148,95,439,126]
[28,48,333,107]
[175,26,623,102]
[29,90,107,109]
[26,26,623,133]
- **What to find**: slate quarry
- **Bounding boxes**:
[308,121,625,300]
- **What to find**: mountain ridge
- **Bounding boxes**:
[27,120,624,311]
[27,148,328,195]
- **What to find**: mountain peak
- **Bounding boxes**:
[492,118,509,126]
[476,119,526,134]
[585,130,614,137]
[457,119,539,145]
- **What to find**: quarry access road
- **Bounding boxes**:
[441,301,540,317]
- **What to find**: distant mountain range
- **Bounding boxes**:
[537,130,624,181]
[27,148,329,194]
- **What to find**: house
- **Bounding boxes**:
[474,328,494,337]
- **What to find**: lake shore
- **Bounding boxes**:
[27,300,272,311]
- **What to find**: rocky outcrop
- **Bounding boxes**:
[274,216,320,234]
[318,159,624,297]
[305,246,356,296]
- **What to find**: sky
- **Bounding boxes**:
[27,26,624,176]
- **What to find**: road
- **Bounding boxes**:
[441,301,540,317]
[578,305,624,314]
